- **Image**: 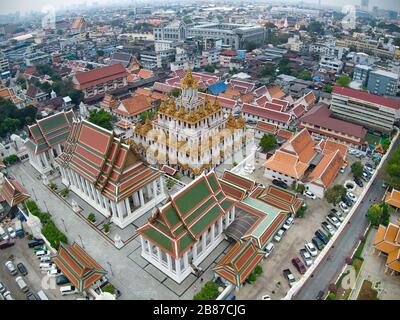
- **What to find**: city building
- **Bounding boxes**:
[353,65,373,86]
[331,86,400,132]
[132,68,246,178]
[24,51,50,67]
[25,110,76,175]
[367,69,399,97]
[72,64,129,102]
[56,119,166,229]
[154,21,266,50]
[264,129,347,198]
[0,52,9,73]
[299,104,367,147]
[112,94,153,122]
[319,56,343,74]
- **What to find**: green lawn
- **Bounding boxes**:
[363,132,381,146]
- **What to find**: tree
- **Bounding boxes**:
[336,75,351,87]
[325,184,347,206]
[384,144,400,189]
[296,71,312,81]
[88,109,116,130]
[171,88,182,98]
[259,63,276,77]
[367,204,384,226]
[307,21,324,35]
[323,84,333,93]
[351,161,363,178]
[259,134,277,152]
[96,49,105,57]
[204,64,215,73]
[193,281,219,300]
[182,16,192,24]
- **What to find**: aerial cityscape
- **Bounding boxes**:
[0,0,400,304]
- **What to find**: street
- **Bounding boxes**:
[295,136,400,300]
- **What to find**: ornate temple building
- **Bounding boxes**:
[56,120,166,229]
[132,68,246,177]
[26,110,76,175]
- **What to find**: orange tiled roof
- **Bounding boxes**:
[281,129,316,163]
[138,69,154,79]
[373,223,400,272]
[267,85,285,100]
[114,94,151,116]
[276,129,294,140]
[305,150,343,188]
[385,189,400,209]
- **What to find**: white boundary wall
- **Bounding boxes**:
[282,128,399,300]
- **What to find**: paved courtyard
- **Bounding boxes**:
[9,161,232,300]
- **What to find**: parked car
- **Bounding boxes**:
[48,268,62,277]
[362,172,370,182]
[264,243,274,258]
[40,256,51,263]
[5,261,17,276]
[56,275,70,286]
[34,245,47,252]
[330,208,344,222]
[28,239,45,248]
[15,276,29,293]
[0,239,15,249]
[26,292,38,300]
[0,282,5,294]
[36,290,49,300]
[312,236,325,251]
[60,285,78,296]
[299,249,313,267]
[0,226,9,241]
[327,214,341,229]
[283,269,296,286]
[340,166,346,173]
[282,221,292,231]
[322,221,335,236]
[305,243,318,257]
[273,229,285,242]
[3,291,14,300]
[272,179,288,189]
[339,202,349,214]
[291,257,307,274]
[6,226,16,238]
[286,216,294,226]
[346,192,357,203]
[17,263,28,276]
[36,250,50,258]
[341,195,353,207]
[364,166,375,175]
[315,229,329,245]
[40,262,55,271]
[304,191,317,200]
[354,177,364,187]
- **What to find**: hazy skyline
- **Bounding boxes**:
[0,0,399,15]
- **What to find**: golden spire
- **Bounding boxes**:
[160,100,167,112]
[181,66,198,89]
[167,98,176,115]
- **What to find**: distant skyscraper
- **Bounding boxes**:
[361,0,369,11]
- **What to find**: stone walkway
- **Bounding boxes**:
[10,162,228,300]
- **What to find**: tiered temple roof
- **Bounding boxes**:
[56,120,161,202]
[137,171,236,258]
[53,243,107,292]
[0,176,30,207]
[26,110,76,155]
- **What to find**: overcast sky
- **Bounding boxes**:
[0,0,399,15]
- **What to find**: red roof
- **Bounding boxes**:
[242,103,291,124]
[75,64,128,90]
[220,50,237,57]
[333,86,400,110]
[300,104,367,139]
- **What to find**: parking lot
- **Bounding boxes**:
[0,228,81,300]
[236,152,372,300]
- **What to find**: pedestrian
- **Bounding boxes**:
[200,277,204,283]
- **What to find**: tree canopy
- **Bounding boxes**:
[204,64,215,73]
[87,109,116,130]
[259,134,277,152]
[384,143,400,189]
[0,97,37,138]
[367,203,389,227]
[325,184,347,206]
[351,161,364,178]
[336,75,351,87]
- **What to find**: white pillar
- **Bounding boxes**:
[157,247,162,262]
[133,192,140,207]
[202,231,207,251]
[183,252,189,269]
[110,201,117,218]
[211,224,216,243]
[219,217,223,234]
[116,201,125,220]
[153,181,158,197]
[175,258,181,277]
[139,189,145,206]
[125,198,131,215]
[192,243,198,261]
[147,184,153,199]
[167,254,172,271]
[159,176,165,195]
[140,236,145,254]
[147,240,152,256]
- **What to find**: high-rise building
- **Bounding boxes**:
[0,52,9,73]
[367,69,399,97]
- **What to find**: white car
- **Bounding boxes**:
[339,202,349,213]
[305,243,318,257]
[3,291,14,300]
[348,148,357,155]
[300,249,313,267]
[5,261,17,276]
[6,226,16,238]
[340,166,346,173]
[346,192,357,202]
[327,215,341,229]
[322,221,335,236]
[282,222,292,231]
[286,216,294,226]
[304,191,316,200]
[273,229,285,242]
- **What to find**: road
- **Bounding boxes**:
[295,136,399,300]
